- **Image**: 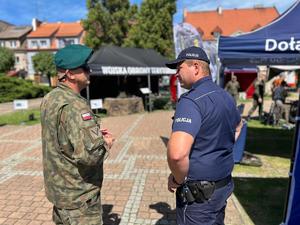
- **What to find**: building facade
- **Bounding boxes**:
[26,19,85,77]
[0,25,32,72]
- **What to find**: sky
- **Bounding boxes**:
[0,0,296,26]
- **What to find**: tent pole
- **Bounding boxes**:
[86,85,90,104]
[216,35,220,86]
[147,74,152,112]
[282,95,300,224]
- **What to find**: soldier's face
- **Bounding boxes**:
[70,68,90,90]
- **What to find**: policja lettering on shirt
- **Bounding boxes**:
[175,117,192,123]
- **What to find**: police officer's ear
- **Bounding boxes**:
[193,61,202,75]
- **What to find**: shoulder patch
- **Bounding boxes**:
[81,112,92,121]
[175,117,192,123]
[88,126,101,141]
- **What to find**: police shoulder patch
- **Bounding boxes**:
[175,117,192,123]
[81,112,92,121]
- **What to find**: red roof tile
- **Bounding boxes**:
[184,7,279,40]
[27,21,83,38]
[27,23,59,38]
[55,22,83,37]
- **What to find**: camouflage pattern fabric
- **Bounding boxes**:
[253,79,265,99]
[40,83,107,211]
[52,193,102,225]
[225,80,240,102]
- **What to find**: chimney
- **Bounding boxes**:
[217,6,222,15]
[183,8,187,20]
[32,18,42,31]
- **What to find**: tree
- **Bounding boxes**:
[0,47,15,73]
[83,0,137,49]
[123,0,176,58]
[32,52,56,86]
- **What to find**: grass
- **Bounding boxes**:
[233,177,288,225]
[0,109,107,126]
[233,120,294,225]
[0,108,41,125]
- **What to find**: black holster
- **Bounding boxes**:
[177,181,215,204]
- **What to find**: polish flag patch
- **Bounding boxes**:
[81,112,92,121]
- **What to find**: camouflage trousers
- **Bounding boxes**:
[52,193,103,225]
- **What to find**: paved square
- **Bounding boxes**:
[0,111,251,225]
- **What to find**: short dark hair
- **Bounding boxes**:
[185,59,210,75]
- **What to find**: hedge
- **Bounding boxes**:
[0,75,52,103]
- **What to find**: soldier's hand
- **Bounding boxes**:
[103,132,115,149]
[101,128,114,149]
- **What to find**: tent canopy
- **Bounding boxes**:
[219,2,300,224]
[88,45,175,76]
[218,0,300,66]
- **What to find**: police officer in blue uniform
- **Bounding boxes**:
[166,46,243,225]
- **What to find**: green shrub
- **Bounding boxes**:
[152,96,171,110]
[0,75,52,103]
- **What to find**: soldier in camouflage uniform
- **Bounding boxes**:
[40,44,114,225]
[247,75,266,120]
[225,74,240,103]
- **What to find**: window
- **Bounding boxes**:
[59,38,76,48]
[40,40,47,48]
[31,40,38,48]
[0,41,4,47]
[64,39,75,46]
[10,40,17,48]
[15,56,20,64]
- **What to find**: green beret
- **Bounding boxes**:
[54,44,93,70]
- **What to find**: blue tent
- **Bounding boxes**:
[218,1,300,224]
[218,0,300,66]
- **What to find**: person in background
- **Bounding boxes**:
[165,46,242,225]
[40,44,114,225]
[273,80,289,124]
[247,74,265,121]
[225,74,240,104]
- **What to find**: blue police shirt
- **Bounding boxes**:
[172,76,241,181]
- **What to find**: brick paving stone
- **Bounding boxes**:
[3,125,41,141]
[23,146,43,158]
[15,160,42,171]
[0,126,23,137]
[8,212,26,219]
[13,219,32,225]
[0,143,32,160]
[1,218,18,225]
[27,221,43,225]
[0,111,258,224]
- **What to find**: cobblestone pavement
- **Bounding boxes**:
[0,111,254,225]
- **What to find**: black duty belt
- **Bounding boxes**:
[177,175,232,204]
[213,175,232,189]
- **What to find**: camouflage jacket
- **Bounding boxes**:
[253,79,265,99]
[40,83,107,209]
[225,81,240,96]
